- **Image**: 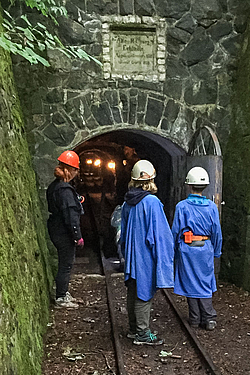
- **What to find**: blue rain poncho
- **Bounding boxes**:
[120,188,174,302]
[172,194,222,298]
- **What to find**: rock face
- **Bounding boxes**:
[0,15,53,375]
[9,0,250,291]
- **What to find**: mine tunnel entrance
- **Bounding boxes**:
[73,129,186,260]
[73,128,222,263]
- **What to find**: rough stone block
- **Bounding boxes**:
[164,99,180,125]
[208,20,233,42]
[191,0,223,22]
[137,112,145,124]
[86,0,118,15]
[163,78,182,101]
[222,34,242,57]
[52,112,65,125]
[180,28,214,66]
[190,61,211,80]
[176,13,197,33]
[43,123,75,146]
[86,115,99,129]
[184,78,218,105]
[104,90,119,106]
[167,26,191,44]
[91,101,114,125]
[166,35,183,55]
[161,118,171,131]
[234,14,248,34]
[134,0,156,16]
[145,98,164,127]
[166,57,189,79]
[129,96,137,124]
[132,81,163,92]
[71,0,86,11]
[137,92,147,112]
[112,107,122,123]
[46,88,64,104]
[58,19,88,45]
[155,0,191,18]
[120,0,134,15]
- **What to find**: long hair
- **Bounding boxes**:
[128,179,158,194]
[54,163,74,183]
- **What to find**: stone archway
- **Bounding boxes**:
[33,86,214,194]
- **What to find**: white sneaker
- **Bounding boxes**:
[66,291,77,302]
[55,295,79,309]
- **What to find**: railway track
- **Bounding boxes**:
[101,252,221,375]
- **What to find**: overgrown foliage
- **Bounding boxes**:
[0,0,102,66]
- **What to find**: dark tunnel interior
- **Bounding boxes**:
[74,130,186,259]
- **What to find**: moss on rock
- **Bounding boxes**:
[0,8,53,375]
[222,22,250,290]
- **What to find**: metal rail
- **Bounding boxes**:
[162,289,221,375]
[101,250,127,375]
[100,246,220,375]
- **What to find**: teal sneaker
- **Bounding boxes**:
[127,330,158,339]
[133,330,163,346]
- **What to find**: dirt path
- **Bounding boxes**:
[42,262,250,375]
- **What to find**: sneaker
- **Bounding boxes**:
[133,330,163,346]
[189,323,200,328]
[55,295,79,309]
[66,291,77,302]
[127,330,158,339]
[206,320,217,331]
[127,331,137,339]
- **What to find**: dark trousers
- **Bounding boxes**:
[187,297,217,325]
[126,278,152,334]
[50,235,76,299]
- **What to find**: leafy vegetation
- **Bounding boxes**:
[0,0,102,66]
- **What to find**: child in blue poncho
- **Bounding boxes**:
[172,167,222,331]
[120,160,174,345]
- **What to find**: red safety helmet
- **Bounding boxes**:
[57,150,80,169]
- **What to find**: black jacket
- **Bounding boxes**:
[46,179,83,242]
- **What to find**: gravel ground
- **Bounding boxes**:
[42,257,250,375]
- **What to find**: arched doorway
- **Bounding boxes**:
[74,129,186,258]
[73,127,223,261]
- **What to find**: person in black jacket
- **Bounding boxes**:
[47,150,84,308]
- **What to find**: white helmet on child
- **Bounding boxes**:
[131,160,156,181]
[185,167,209,185]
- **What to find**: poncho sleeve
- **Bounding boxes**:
[210,204,223,258]
[145,198,174,289]
[171,204,182,250]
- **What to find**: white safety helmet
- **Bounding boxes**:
[131,160,156,181]
[185,167,210,185]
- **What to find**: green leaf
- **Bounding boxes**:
[89,56,103,66]
[37,22,47,30]
[20,15,32,27]
[75,48,91,61]
[37,41,46,51]
[35,54,50,66]
[23,28,35,41]
[3,10,13,20]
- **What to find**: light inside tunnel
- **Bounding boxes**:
[108,161,116,170]
[94,159,101,167]
[86,159,93,164]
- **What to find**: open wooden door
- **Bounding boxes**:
[187,126,223,280]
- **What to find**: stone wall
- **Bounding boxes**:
[10,0,250,288]
[0,9,53,374]
[12,0,250,185]
[222,21,250,289]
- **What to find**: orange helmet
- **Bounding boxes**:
[57,150,80,169]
